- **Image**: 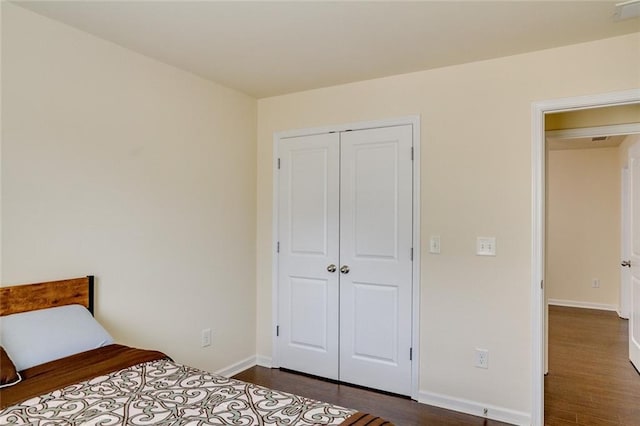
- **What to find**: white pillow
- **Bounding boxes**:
[0,304,114,371]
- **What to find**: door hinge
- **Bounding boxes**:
[541,279,544,289]
[277,158,280,169]
[276,325,280,337]
[411,147,414,161]
[410,247,413,261]
[277,241,280,253]
[410,347,413,361]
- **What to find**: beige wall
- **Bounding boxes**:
[0,2,4,283]
[1,4,258,374]
[546,148,621,308]
[256,33,640,416]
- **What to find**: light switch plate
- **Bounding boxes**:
[430,236,441,254]
[476,237,496,256]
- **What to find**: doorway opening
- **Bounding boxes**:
[544,110,640,423]
[531,89,640,426]
[545,111,640,317]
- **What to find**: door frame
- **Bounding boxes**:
[271,115,421,400]
[531,89,640,426]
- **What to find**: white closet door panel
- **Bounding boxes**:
[289,277,329,350]
[277,133,340,379]
[352,142,398,258]
[352,282,399,363]
[289,148,330,254]
[339,125,413,395]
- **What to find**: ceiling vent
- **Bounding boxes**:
[591,136,608,142]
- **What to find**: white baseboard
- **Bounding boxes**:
[418,390,530,425]
[256,355,273,368]
[547,298,618,312]
[215,355,256,378]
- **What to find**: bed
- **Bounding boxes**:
[0,276,392,425]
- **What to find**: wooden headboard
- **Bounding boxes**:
[0,276,94,317]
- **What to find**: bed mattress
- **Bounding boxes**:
[0,344,390,425]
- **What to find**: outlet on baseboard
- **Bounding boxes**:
[475,348,489,369]
[592,278,600,288]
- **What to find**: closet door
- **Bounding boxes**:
[277,133,340,379]
[338,125,413,396]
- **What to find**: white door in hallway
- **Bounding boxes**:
[621,168,631,319]
[338,126,414,395]
[629,140,640,371]
[277,133,340,379]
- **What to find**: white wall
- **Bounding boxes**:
[256,32,640,420]
[1,3,257,374]
[546,147,621,309]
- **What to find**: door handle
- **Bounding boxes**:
[340,265,350,274]
[327,264,337,273]
[621,260,631,268]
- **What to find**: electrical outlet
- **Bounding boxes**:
[592,278,600,288]
[201,328,211,347]
[476,237,496,256]
[475,348,489,369]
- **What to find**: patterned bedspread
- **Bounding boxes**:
[0,358,356,425]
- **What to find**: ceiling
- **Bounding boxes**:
[12,1,640,98]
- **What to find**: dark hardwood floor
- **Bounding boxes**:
[233,367,510,425]
[232,307,640,425]
[545,306,640,425]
